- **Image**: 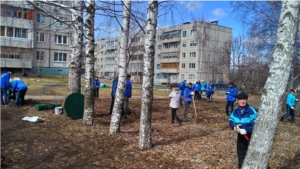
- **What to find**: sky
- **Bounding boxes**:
[95,1,244,40]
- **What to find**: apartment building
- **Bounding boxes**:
[0,1,73,75]
[95,21,231,84]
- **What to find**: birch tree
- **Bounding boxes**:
[139,0,158,150]
[82,0,95,125]
[109,0,132,134]
[242,1,299,168]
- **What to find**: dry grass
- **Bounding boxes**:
[2,95,300,168]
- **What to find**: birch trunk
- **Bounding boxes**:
[243,1,299,168]
[82,0,95,125]
[139,0,158,150]
[109,0,131,134]
[68,1,84,94]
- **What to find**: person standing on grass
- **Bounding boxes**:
[280,89,298,123]
[11,77,27,106]
[0,70,14,106]
[225,82,238,116]
[169,87,182,125]
[183,82,194,118]
[206,82,214,102]
[94,77,100,98]
[109,76,118,115]
[229,93,258,169]
[193,81,201,101]
[121,74,132,119]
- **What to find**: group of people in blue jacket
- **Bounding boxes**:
[1,71,28,107]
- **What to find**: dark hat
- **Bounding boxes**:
[188,82,192,85]
[237,93,248,99]
[290,89,295,93]
[127,74,131,78]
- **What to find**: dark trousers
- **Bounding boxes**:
[226,101,235,116]
[109,96,115,115]
[121,97,129,118]
[281,104,295,122]
[183,101,191,118]
[94,88,99,98]
[237,134,251,169]
[171,108,182,123]
[15,89,27,106]
[194,91,200,100]
[1,88,8,105]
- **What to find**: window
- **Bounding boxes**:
[182,42,186,47]
[36,51,44,60]
[163,43,169,49]
[156,64,160,69]
[190,30,196,36]
[54,53,67,62]
[106,41,115,47]
[156,73,161,79]
[105,57,115,61]
[55,34,67,44]
[157,45,162,49]
[157,35,161,40]
[56,17,68,27]
[190,41,196,46]
[181,74,185,80]
[182,31,186,37]
[57,1,68,6]
[36,14,45,23]
[7,27,13,37]
[182,63,185,68]
[189,63,195,68]
[14,28,27,38]
[182,53,186,58]
[188,74,195,80]
[101,58,103,61]
[105,64,115,69]
[36,32,44,42]
[174,42,178,48]
[190,52,196,58]
[157,54,161,59]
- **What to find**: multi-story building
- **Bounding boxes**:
[0,1,73,75]
[95,21,232,84]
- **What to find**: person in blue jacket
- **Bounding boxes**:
[122,74,132,119]
[11,77,28,106]
[0,71,14,106]
[206,83,214,102]
[109,77,118,115]
[229,93,258,169]
[179,80,186,91]
[93,77,101,98]
[280,89,298,123]
[183,82,194,118]
[225,82,238,116]
[193,81,202,101]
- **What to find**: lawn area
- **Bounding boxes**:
[1,94,300,168]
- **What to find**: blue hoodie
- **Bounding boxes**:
[0,72,11,90]
[183,87,193,102]
[12,80,28,91]
[193,83,201,92]
[226,86,238,102]
[179,81,186,90]
[94,79,100,89]
[206,84,214,95]
[111,78,118,97]
[124,79,132,98]
[286,93,297,107]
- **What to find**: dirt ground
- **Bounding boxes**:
[1,96,300,169]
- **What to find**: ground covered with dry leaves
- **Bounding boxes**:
[1,95,300,169]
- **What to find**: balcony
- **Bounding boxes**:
[159,68,179,73]
[0,37,33,48]
[0,58,32,68]
[159,57,180,63]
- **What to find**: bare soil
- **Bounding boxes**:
[1,96,300,169]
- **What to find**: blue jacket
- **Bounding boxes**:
[0,72,11,90]
[226,86,238,102]
[206,84,214,96]
[286,93,297,107]
[179,81,186,90]
[124,79,132,98]
[111,78,118,97]
[94,80,100,89]
[193,83,201,92]
[229,104,258,135]
[183,87,193,102]
[12,80,28,91]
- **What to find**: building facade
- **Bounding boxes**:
[0,1,72,75]
[95,21,232,84]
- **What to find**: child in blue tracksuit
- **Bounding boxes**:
[206,83,214,102]
[0,71,14,106]
[225,82,238,116]
[193,81,202,101]
[280,89,298,123]
[11,78,28,106]
[109,77,118,115]
[94,77,101,98]
[183,82,194,118]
